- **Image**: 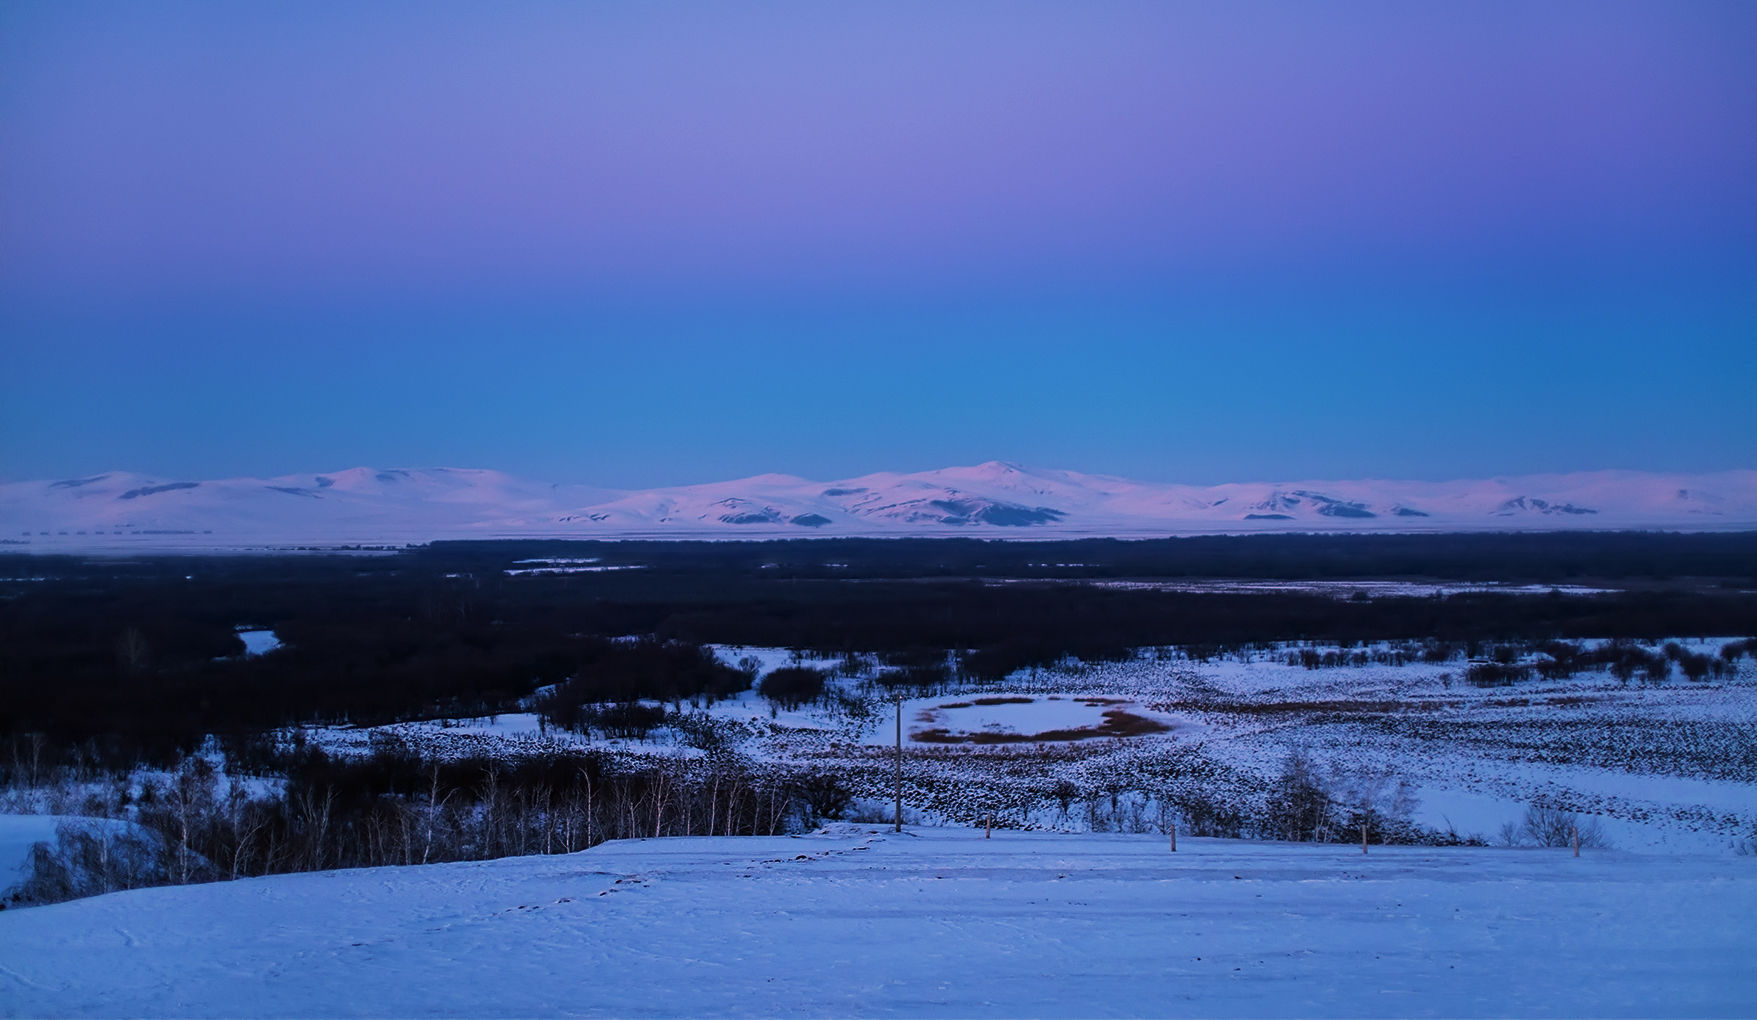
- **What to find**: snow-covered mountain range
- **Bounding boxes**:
[3,462,1754,550]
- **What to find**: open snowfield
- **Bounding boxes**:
[2,826,1752,1018]
[299,641,1757,853]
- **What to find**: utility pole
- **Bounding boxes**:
[894,700,903,832]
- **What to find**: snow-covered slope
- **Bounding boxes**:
[1,827,1752,1018]
[4,462,1754,550]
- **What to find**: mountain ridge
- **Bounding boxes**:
[4,462,1755,550]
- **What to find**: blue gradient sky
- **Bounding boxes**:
[3,2,1753,486]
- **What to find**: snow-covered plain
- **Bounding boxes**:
[5,461,1756,550]
[6,642,1754,1016]
[298,641,1757,854]
[1,826,1752,1018]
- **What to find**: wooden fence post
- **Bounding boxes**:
[1168,822,1176,853]
[894,700,903,833]
[1572,825,1579,858]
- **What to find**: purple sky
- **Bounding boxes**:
[2,3,1754,485]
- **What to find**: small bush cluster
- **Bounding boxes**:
[1497,803,1610,849]
[1466,661,1531,687]
[534,639,748,736]
[1450,637,1748,687]
[757,667,828,711]
[1259,750,1426,845]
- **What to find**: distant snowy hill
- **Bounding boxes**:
[3,462,1755,550]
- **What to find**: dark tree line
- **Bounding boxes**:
[11,744,825,906]
[420,531,1757,583]
[532,639,751,736]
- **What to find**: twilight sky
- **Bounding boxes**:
[2,2,1753,486]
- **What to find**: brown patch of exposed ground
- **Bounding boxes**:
[913,708,1171,745]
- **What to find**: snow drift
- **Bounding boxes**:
[1,826,1752,1018]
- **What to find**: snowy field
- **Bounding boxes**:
[5,639,1754,1016]
[1,825,1752,1018]
[300,640,1757,853]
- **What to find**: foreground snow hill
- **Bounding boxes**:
[2,827,1753,1018]
[4,462,1756,550]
